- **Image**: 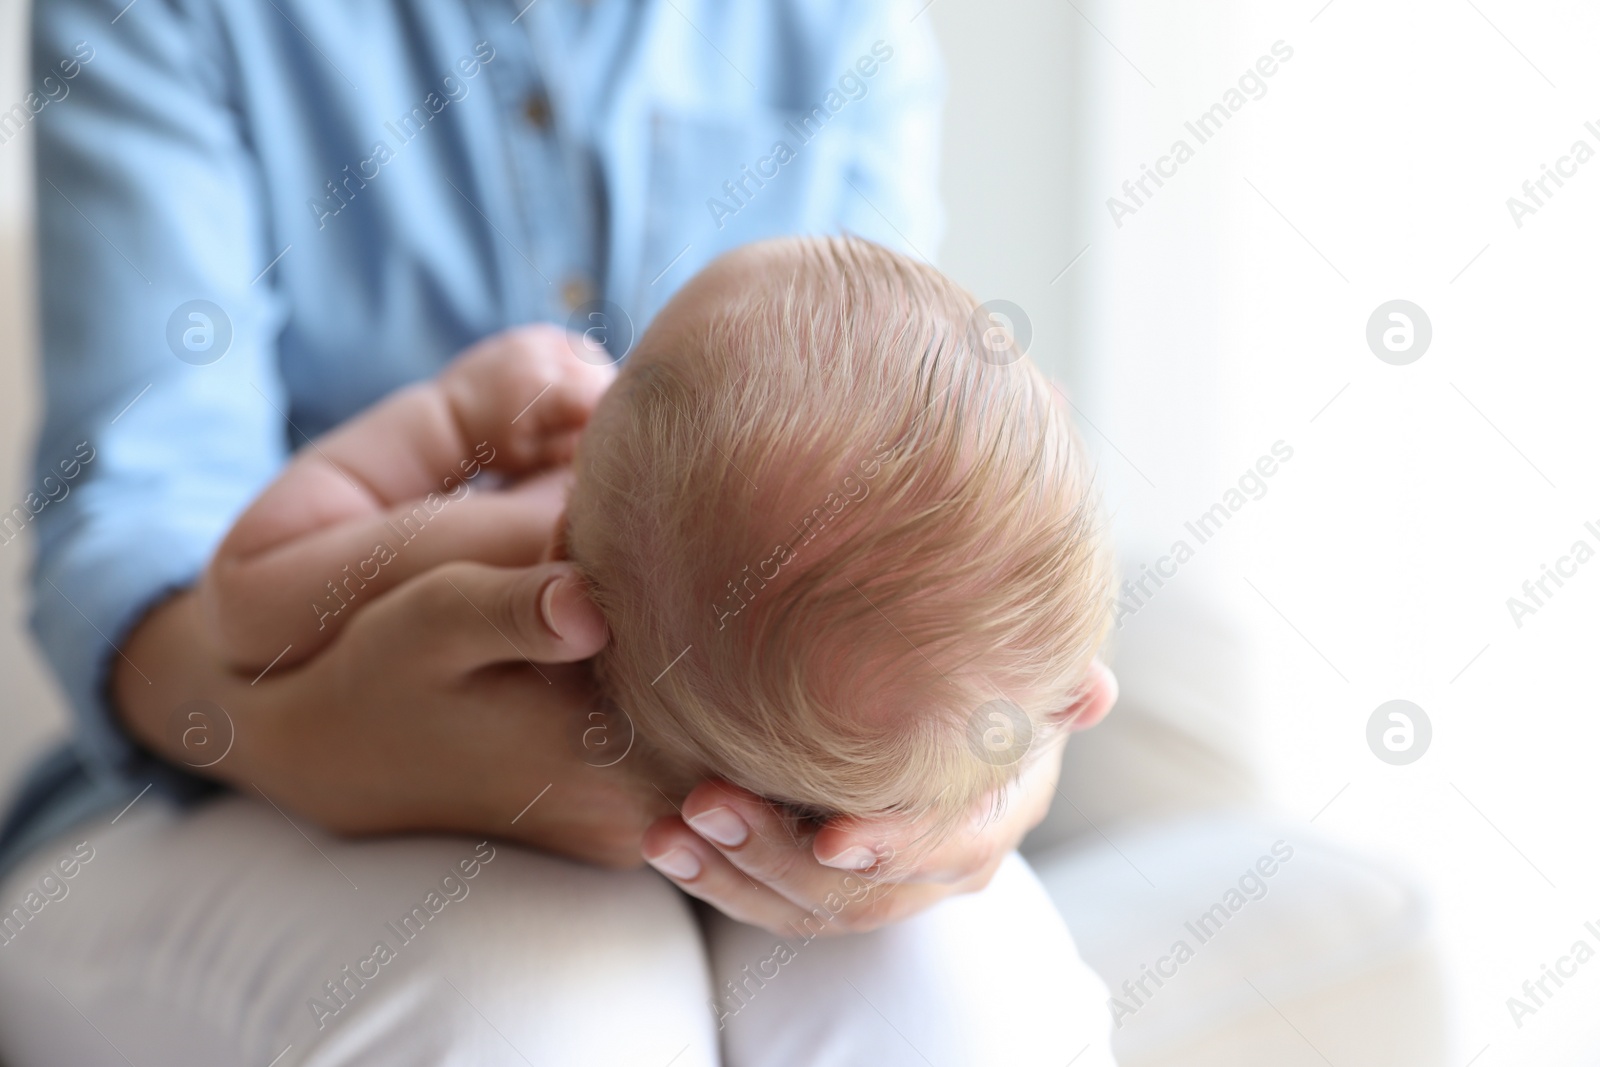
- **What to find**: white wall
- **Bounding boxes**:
[1047,1,1600,1063]
[931,0,1090,392]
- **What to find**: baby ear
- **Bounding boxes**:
[1051,659,1118,732]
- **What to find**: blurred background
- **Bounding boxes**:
[3,1,1598,1064]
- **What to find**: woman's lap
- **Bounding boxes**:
[0,795,1112,1066]
[0,794,716,1066]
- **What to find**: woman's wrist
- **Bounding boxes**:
[112,588,273,787]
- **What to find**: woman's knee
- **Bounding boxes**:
[296,834,718,1065]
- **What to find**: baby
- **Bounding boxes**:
[201,236,1112,825]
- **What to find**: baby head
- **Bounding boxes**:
[566,236,1111,823]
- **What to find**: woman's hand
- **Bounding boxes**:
[639,661,1119,934]
[116,561,680,868]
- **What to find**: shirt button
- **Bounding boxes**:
[562,276,595,311]
[523,91,553,129]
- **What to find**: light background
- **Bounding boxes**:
[2,1,1598,1063]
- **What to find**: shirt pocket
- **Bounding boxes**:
[641,104,849,300]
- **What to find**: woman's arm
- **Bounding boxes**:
[30,0,294,798]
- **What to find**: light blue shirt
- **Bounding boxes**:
[0,0,942,873]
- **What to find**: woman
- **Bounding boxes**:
[0,0,1116,1063]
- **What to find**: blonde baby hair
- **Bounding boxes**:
[567,235,1111,823]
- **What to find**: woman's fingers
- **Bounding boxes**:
[361,559,608,671]
[814,676,1100,887]
[679,782,832,902]
[642,815,813,934]
[645,778,1031,936]
[643,808,946,937]
[659,721,1081,935]
[815,732,1070,887]
[813,807,995,887]
[664,782,923,933]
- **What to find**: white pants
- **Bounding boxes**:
[0,795,1113,1066]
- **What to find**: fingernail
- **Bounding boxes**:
[646,848,701,881]
[820,846,878,871]
[687,806,748,848]
[539,575,606,646]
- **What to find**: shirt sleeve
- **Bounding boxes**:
[828,0,947,262]
[28,0,290,790]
